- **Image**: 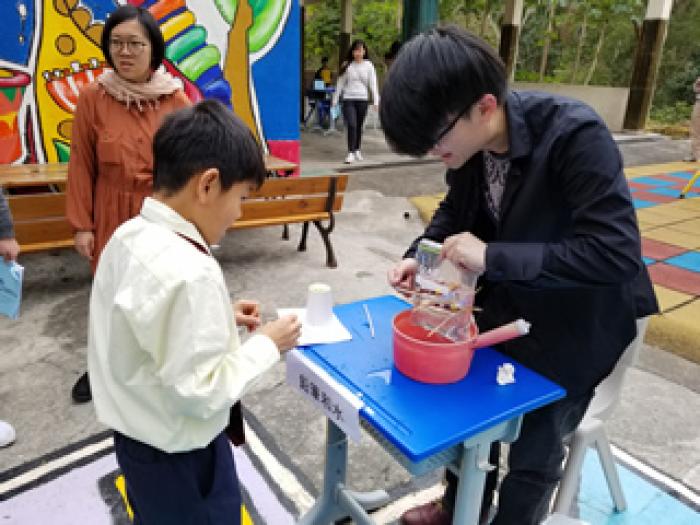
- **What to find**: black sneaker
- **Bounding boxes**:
[71,372,92,403]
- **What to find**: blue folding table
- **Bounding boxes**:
[297,295,565,525]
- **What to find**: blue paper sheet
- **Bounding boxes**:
[0,260,24,320]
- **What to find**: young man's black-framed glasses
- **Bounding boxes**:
[433,104,471,147]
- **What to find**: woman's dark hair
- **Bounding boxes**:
[153,100,266,195]
[379,26,507,156]
[340,39,369,75]
[101,5,165,72]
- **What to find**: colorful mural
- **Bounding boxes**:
[0,0,300,167]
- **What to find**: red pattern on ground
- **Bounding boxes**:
[642,238,688,260]
[632,191,677,204]
[647,262,700,295]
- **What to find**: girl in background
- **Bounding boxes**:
[333,40,379,164]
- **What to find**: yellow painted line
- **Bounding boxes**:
[625,162,699,179]
[664,218,700,235]
[241,505,253,525]
[635,209,681,226]
[665,299,700,325]
[115,474,134,521]
[643,227,700,250]
[116,473,255,523]
[653,285,693,313]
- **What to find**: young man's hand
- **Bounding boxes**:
[0,237,20,262]
[74,231,94,261]
[387,258,418,291]
[234,300,261,332]
[442,232,486,274]
[260,314,301,354]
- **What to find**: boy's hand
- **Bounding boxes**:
[0,237,20,262]
[234,300,261,332]
[74,231,94,261]
[260,315,301,354]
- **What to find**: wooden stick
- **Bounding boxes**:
[426,310,460,339]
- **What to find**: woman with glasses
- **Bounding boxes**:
[66,4,190,403]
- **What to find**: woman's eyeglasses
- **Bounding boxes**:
[433,105,471,147]
[109,39,148,55]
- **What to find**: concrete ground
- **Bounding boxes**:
[1,127,699,521]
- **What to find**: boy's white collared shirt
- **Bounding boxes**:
[88,197,280,453]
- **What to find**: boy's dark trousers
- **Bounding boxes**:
[442,391,593,525]
[114,431,242,525]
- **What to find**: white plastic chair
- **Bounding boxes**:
[552,317,649,516]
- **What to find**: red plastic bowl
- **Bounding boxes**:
[392,310,479,384]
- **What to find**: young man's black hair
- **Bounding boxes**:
[153,99,266,195]
[101,5,165,71]
[379,25,507,157]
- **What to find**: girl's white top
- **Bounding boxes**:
[333,59,380,106]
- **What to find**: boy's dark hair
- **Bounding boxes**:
[379,26,506,156]
[101,5,165,72]
[153,100,266,195]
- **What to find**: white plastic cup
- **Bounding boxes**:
[306,283,334,325]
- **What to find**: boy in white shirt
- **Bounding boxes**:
[88,99,300,524]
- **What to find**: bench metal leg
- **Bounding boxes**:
[298,221,310,252]
[313,220,337,268]
[282,224,289,240]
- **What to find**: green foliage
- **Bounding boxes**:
[304,0,400,71]
[304,0,341,70]
[649,101,693,125]
[303,0,700,125]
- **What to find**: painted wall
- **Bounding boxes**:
[0,0,300,168]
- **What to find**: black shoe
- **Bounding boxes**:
[71,372,92,403]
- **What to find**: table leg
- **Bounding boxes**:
[452,441,491,524]
[452,418,523,525]
[298,420,386,525]
[297,420,349,525]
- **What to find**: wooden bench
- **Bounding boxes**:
[231,174,348,268]
[5,192,74,253]
[3,165,348,267]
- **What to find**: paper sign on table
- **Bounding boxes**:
[0,260,24,320]
[277,308,352,346]
[286,348,364,442]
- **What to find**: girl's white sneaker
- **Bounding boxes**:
[0,420,16,448]
[344,152,355,164]
[354,150,363,161]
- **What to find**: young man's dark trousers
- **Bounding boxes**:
[342,99,369,152]
[443,391,593,525]
[114,431,242,525]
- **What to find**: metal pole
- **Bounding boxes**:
[499,0,523,82]
[623,0,674,130]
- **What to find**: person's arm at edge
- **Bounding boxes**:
[0,193,20,262]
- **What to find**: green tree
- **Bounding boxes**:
[304,0,400,73]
